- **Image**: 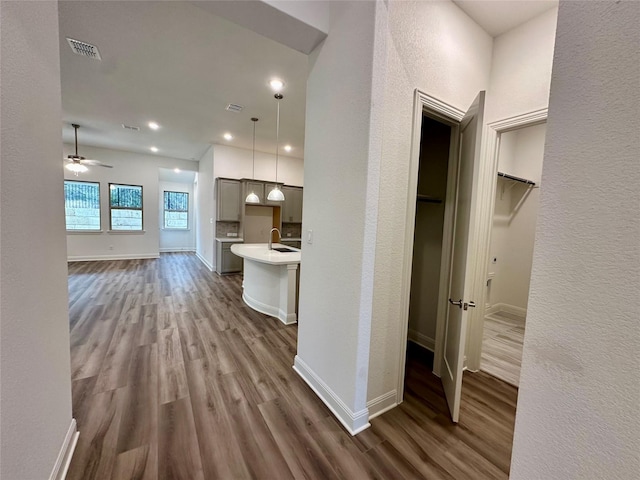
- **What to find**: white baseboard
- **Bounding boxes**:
[367,390,397,420]
[242,292,297,325]
[408,329,435,351]
[67,253,159,262]
[159,247,195,253]
[195,251,214,271]
[486,303,527,318]
[293,355,370,436]
[49,418,79,480]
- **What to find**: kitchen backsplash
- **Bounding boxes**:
[216,221,240,237]
[281,222,302,239]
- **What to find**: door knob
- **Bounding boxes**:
[449,298,463,308]
[463,301,476,311]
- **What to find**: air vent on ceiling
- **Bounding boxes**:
[66,38,102,60]
[122,124,140,132]
[226,103,244,113]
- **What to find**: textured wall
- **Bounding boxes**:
[486,7,558,123]
[511,2,640,477]
[0,2,73,478]
[297,0,383,414]
[64,144,198,260]
[368,0,493,402]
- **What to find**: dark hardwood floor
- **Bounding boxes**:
[67,253,517,480]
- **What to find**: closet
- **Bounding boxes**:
[406,115,452,359]
[482,122,546,386]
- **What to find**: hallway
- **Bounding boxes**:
[67,253,517,479]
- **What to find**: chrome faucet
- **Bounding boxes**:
[268,228,281,250]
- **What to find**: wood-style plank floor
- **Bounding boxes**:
[481,311,526,386]
[67,253,517,480]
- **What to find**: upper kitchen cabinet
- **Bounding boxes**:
[265,182,285,207]
[243,181,265,204]
[282,186,303,223]
[216,178,241,221]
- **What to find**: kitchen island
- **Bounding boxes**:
[230,243,301,324]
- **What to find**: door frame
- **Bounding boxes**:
[396,89,464,402]
[463,108,548,372]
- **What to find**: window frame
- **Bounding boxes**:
[64,180,102,232]
[109,183,144,231]
[163,190,189,230]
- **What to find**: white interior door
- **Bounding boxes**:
[441,91,485,423]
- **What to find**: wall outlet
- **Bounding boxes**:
[227,232,238,237]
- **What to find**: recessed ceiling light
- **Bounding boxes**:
[284,145,292,152]
[174,168,181,173]
[148,122,160,130]
[150,146,158,153]
[223,133,233,141]
[269,79,284,92]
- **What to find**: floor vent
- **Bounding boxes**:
[226,103,244,113]
[66,38,102,60]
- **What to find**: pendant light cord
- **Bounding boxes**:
[73,124,79,156]
[252,118,257,180]
[275,97,280,183]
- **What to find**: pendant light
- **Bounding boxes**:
[245,117,261,204]
[267,93,285,202]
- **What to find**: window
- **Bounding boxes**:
[64,180,101,230]
[163,191,189,229]
[109,183,143,231]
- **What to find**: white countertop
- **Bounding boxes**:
[231,243,301,265]
[216,237,243,243]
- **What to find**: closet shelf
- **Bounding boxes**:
[416,194,443,204]
[498,171,536,186]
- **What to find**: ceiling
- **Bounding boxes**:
[59,1,557,163]
[453,0,558,37]
[59,1,309,161]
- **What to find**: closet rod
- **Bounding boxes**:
[416,194,443,204]
[498,171,536,186]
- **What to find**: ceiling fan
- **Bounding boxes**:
[65,124,113,175]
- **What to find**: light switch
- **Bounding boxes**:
[307,229,313,244]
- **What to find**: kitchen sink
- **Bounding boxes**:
[272,247,296,252]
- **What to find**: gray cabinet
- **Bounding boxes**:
[216,240,243,274]
[282,186,303,223]
[281,239,301,249]
[216,178,241,221]
[264,182,284,206]
[244,181,265,204]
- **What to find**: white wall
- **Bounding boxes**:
[489,123,546,311]
[159,180,196,252]
[295,0,386,433]
[368,0,493,404]
[195,145,214,270]
[485,7,558,123]
[0,2,74,478]
[64,145,197,261]
[212,144,303,186]
[511,2,640,477]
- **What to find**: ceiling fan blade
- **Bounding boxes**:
[80,159,113,168]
